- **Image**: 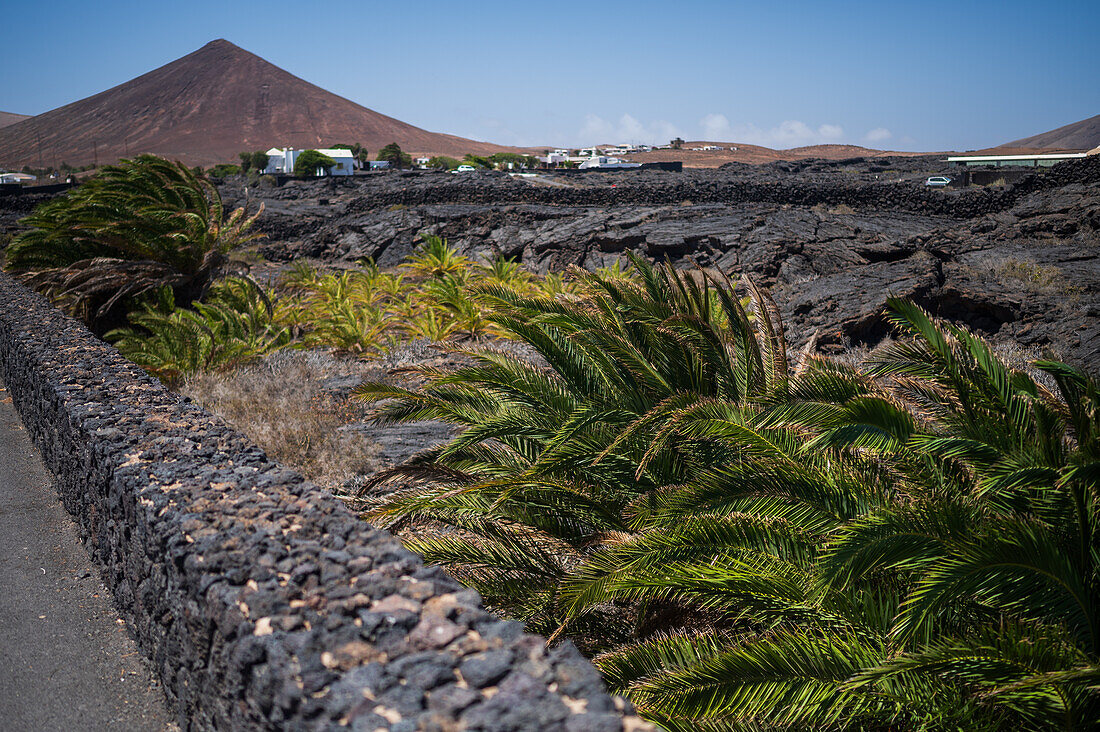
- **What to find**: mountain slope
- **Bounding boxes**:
[0,40,513,168]
[0,112,30,129]
[1002,114,1100,150]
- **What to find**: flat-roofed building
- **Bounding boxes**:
[947,152,1086,168]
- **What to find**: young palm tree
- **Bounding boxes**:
[4,154,263,331]
[400,235,472,281]
[106,277,290,386]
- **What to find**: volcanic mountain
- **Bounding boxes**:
[0,39,514,169]
[1000,113,1100,151]
[0,112,30,129]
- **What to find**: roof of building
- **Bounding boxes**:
[946,153,1087,162]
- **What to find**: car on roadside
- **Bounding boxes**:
[925,176,952,187]
[452,164,477,173]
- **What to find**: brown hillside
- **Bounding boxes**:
[0,112,30,129]
[1000,114,1100,151]
[630,142,935,169]
[0,40,515,168]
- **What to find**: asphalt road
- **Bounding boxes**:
[0,378,175,731]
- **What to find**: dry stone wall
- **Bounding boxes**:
[0,273,652,732]
[322,156,1100,220]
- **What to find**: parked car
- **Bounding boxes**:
[925,176,952,187]
[453,164,477,173]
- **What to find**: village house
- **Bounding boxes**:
[263,147,357,176]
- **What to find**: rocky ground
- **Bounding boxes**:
[222,154,1099,367]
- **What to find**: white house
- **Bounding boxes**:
[263,147,357,176]
[538,152,571,165]
[578,156,641,169]
[0,172,36,184]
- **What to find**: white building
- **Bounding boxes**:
[0,172,36,184]
[539,152,571,165]
[263,147,357,176]
[578,156,641,169]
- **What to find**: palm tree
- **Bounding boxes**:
[349,258,1100,729]
[4,154,263,331]
[352,257,819,636]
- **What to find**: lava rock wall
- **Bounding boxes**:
[0,273,651,732]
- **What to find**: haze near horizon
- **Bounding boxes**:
[2,0,1097,152]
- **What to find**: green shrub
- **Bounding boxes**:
[208,163,241,178]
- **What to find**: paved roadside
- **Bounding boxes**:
[0,379,175,731]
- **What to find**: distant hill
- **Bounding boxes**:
[630,142,934,169]
[1001,114,1100,150]
[0,39,514,168]
[0,111,30,129]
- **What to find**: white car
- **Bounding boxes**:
[925,176,952,187]
[452,164,477,173]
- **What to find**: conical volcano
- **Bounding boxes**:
[0,39,513,168]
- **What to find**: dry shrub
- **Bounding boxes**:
[989,257,1083,299]
[182,349,381,489]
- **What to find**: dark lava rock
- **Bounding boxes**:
[242,155,1100,367]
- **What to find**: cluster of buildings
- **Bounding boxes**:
[537,144,653,167]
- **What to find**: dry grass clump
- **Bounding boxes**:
[985,256,1084,303]
[181,349,380,489]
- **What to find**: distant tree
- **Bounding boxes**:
[488,152,531,169]
[239,151,269,173]
[426,156,461,171]
[330,143,369,169]
[377,142,412,170]
[671,137,685,149]
[293,149,337,177]
[463,154,492,169]
[250,151,269,172]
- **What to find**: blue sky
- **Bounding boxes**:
[2,0,1097,151]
